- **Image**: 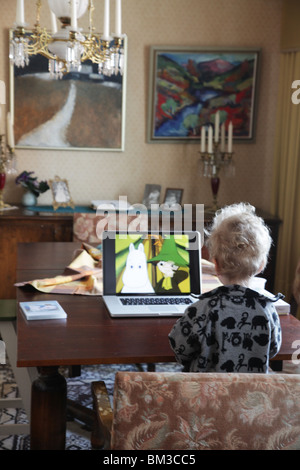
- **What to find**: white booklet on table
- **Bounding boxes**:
[19,300,67,321]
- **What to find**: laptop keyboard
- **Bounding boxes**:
[120,297,193,306]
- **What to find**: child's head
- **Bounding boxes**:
[206,203,272,284]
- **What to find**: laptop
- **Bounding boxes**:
[102,231,202,317]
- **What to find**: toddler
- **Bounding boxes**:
[168,203,282,373]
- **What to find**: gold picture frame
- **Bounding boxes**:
[49,175,74,211]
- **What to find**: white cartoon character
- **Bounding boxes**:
[121,243,154,293]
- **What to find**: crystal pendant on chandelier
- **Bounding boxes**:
[67,39,84,72]
[99,45,124,77]
[9,35,29,68]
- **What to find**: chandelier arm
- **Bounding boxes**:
[26,28,57,60]
[80,36,117,64]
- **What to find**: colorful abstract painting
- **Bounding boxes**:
[147,46,260,143]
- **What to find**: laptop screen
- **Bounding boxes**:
[103,231,201,296]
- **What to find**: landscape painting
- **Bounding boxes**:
[10,32,127,151]
[147,46,260,143]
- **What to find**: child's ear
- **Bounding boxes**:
[213,258,220,275]
[256,262,264,275]
[256,262,265,274]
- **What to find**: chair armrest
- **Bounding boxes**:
[91,380,113,449]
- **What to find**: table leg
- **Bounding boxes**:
[30,366,67,450]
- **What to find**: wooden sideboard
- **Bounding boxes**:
[0,206,281,299]
[0,208,73,298]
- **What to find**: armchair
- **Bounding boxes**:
[92,371,300,450]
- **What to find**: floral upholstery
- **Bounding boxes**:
[73,213,148,244]
[109,371,300,450]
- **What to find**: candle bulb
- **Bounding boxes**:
[16,0,25,27]
[214,111,220,143]
[208,126,213,153]
[102,0,110,40]
[201,126,206,153]
[71,0,77,31]
[228,121,233,153]
[0,107,3,136]
[115,0,122,36]
[220,123,225,152]
[50,11,57,34]
[7,112,15,149]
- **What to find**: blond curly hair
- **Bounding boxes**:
[206,203,272,283]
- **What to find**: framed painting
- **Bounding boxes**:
[147,46,260,143]
[9,30,127,151]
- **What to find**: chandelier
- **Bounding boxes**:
[9,0,125,79]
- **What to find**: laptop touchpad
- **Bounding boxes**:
[149,306,179,312]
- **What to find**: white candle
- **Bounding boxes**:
[115,0,122,36]
[228,121,233,153]
[103,0,110,40]
[71,0,77,31]
[201,126,206,152]
[16,0,25,26]
[0,107,3,136]
[220,123,225,152]
[7,112,15,148]
[208,126,213,153]
[214,111,220,142]
[50,11,57,34]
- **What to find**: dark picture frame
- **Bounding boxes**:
[147,46,260,143]
[9,29,127,151]
[142,184,161,209]
[164,188,183,205]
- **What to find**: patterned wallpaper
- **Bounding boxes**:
[0,0,283,211]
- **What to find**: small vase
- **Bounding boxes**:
[22,190,37,207]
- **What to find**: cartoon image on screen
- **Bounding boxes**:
[115,234,191,294]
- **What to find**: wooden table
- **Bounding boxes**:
[16,242,299,450]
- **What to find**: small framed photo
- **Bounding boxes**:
[163,188,183,206]
[49,175,75,211]
[142,184,161,209]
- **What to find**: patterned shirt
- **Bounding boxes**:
[168,285,283,373]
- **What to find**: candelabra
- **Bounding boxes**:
[0,136,17,210]
[199,124,235,212]
[198,113,236,212]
